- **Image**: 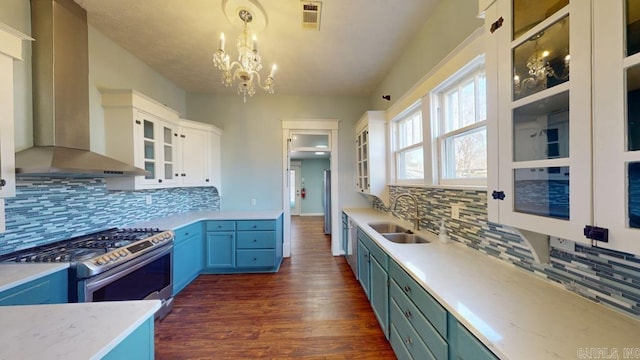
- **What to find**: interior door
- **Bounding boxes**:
[290,162,302,216]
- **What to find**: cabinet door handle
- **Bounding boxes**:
[206,179,210,182]
[404,337,413,345]
[252,239,257,242]
[404,310,412,319]
[158,179,163,183]
[0,179,5,187]
[403,285,411,293]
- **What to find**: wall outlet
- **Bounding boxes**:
[451,205,460,220]
[550,236,575,252]
[250,198,256,206]
[145,195,152,205]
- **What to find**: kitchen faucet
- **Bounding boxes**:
[393,193,423,230]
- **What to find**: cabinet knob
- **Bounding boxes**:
[252,239,257,242]
[404,310,412,319]
[404,337,413,345]
[158,179,163,183]
[0,179,5,187]
[181,173,186,177]
[403,285,411,293]
[206,179,210,182]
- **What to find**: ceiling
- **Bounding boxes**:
[74,0,440,96]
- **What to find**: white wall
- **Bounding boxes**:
[186,93,371,211]
[369,0,483,111]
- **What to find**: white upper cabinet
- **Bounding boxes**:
[102,89,182,190]
[485,0,593,244]
[178,118,222,189]
[0,23,31,200]
[485,0,640,254]
[355,111,386,200]
[591,0,640,254]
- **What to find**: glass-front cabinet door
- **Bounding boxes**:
[488,0,592,242]
[592,0,640,254]
[136,112,178,187]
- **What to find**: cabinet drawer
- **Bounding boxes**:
[237,231,275,249]
[390,281,448,360]
[390,260,447,339]
[206,221,236,232]
[389,324,413,360]
[0,270,68,306]
[237,220,275,231]
[237,250,276,268]
[390,297,435,360]
[456,322,498,360]
[175,222,202,243]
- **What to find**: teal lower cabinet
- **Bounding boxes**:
[357,239,370,298]
[102,316,155,360]
[448,317,499,360]
[202,216,284,274]
[205,231,236,269]
[172,222,204,296]
[357,228,389,339]
[0,269,68,306]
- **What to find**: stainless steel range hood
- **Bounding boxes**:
[15,0,148,177]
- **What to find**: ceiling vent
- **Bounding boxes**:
[301,1,322,31]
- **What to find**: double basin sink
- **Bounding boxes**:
[368,223,430,244]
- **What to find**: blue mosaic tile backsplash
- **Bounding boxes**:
[372,185,640,320]
[0,178,220,255]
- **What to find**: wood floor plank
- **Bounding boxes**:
[155,215,396,359]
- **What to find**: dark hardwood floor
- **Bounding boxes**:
[155,215,396,359]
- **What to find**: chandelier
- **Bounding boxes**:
[513,32,569,98]
[213,9,277,102]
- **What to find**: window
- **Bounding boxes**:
[393,104,424,182]
[433,60,487,185]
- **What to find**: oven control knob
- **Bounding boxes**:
[95,258,104,265]
[101,256,110,263]
[119,250,127,257]
[109,254,118,261]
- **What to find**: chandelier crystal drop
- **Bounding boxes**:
[513,31,569,97]
[213,9,276,103]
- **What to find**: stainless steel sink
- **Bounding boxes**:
[382,233,430,244]
[368,222,409,234]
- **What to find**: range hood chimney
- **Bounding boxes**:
[15,0,148,177]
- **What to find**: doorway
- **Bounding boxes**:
[282,120,340,257]
[290,161,301,216]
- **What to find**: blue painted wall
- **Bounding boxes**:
[300,159,330,215]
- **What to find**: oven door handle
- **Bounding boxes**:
[83,244,173,296]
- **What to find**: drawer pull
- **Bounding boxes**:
[404,310,412,319]
[403,285,411,293]
[252,225,257,228]
[404,337,413,345]
[253,239,257,242]
[253,258,257,261]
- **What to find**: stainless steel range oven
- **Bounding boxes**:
[0,228,175,319]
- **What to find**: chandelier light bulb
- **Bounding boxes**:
[212,8,278,102]
[542,50,550,58]
[269,64,277,78]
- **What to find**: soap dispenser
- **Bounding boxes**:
[439,220,449,244]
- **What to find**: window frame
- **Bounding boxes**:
[432,56,487,187]
[391,102,425,184]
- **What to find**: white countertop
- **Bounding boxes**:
[127,210,284,230]
[344,208,640,360]
[0,300,160,360]
[0,263,69,292]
